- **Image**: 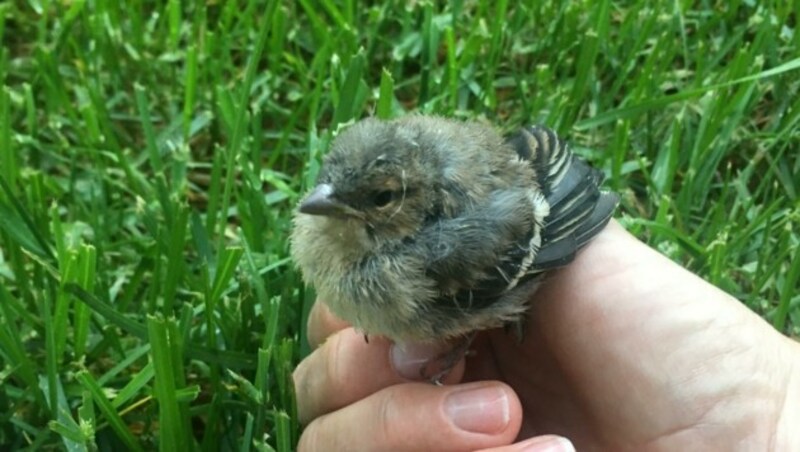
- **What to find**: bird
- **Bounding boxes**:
[291,115,618,379]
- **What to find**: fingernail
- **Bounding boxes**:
[517,436,575,452]
[390,342,446,380]
[444,385,510,434]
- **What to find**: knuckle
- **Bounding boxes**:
[293,334,342,425]
[296,331,349,425]
[292,360,314,425]
[377,387,404,448]
[296,416,326,452]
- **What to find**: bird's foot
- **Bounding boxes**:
[420,332,477,385]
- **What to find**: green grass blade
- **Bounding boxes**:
[576,56,800,130]
[76,371,143,452]
[376,68,395,120]
[147,315,191,452]
[332,49,367,127]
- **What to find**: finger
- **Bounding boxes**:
[306,301,351,348]
[298,381,522,452]
[295,329,396,425]
[294,328,465,425]
[477,435,575,452]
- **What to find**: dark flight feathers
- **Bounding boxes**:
[511,125,618,271]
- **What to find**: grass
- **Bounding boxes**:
[0,0,798,449]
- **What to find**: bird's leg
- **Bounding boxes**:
[420,332,478,385]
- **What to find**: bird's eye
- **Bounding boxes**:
[373,190,395,207]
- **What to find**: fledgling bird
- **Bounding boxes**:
[291,115,618,376]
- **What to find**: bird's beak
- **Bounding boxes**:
[299,184,347,216]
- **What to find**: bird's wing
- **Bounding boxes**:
[506,125,619,272]
[420,126,617,316]
[417,189,538,310]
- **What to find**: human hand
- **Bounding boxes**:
[293,220,800,451]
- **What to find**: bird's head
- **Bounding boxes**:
[298,117,440,243]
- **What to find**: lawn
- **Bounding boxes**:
[0,0,798,450]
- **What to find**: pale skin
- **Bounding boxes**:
[293,220,800,451]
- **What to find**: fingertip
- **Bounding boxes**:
[443,381,522,438]
[307,300,351,348]
[480,435,575,452]
[489,381,524,437]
